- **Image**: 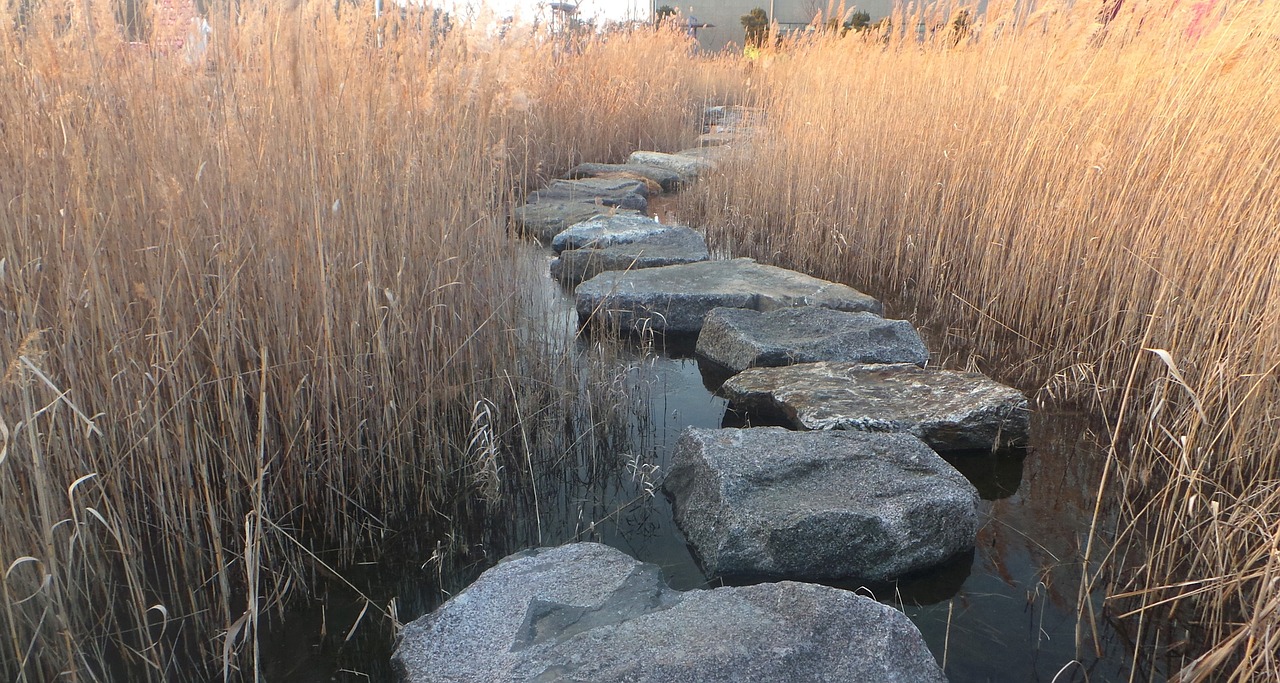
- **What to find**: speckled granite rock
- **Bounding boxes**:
[392,542,946,683]
[564,162,684,193]
[525,177,649,212]
[696,307,929,373]
[549,213,672,254]
[575,259,882,335]
[551,227,709,284]
[720,362,1030,451]
[511,203,638,243]
[665,428,978,582]
[627,151,714,184]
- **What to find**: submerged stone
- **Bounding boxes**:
[575,258,882,335]
[551,227,710,285]
[696,307,929,373]
[720,361,1030,451]
[564,162,684,193]
[665,427,978,582]
[392,542,946,683]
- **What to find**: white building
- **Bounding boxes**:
[662,0,892,52]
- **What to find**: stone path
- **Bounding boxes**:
[396,105,1030,681]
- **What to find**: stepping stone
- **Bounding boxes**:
[665,427,979,582]
[511,202,639,244]
[575,258,882,335]
[702,105,766,132]
[697,131,740,147]
[550,213,671,254]
[697,307,929,373]
[565,162,683,193]
[393,542,946,683]
[526,177,649,212]
[627,151,713,184]
[720,361,1030,451]
[675,146,733,162]
[551,227,710,285]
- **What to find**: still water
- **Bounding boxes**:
[265,241,1147,682]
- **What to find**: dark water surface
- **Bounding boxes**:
[264,241,1149,682]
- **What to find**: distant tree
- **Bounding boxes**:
[740,7,769,48]
[656,4,676,21]
[846,11,870,32]
[949,9,971,45]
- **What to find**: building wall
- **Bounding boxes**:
[673,0,896,52]
[681,0,816,52]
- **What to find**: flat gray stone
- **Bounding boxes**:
[552,227,710,285]
[393,542,946,683]
[575,258,882,335]
[512,202,639,243]
[526,177,649,213]
[697,132,740,147]
[720,362,1030,451]
[550,213,670,254]
[627,151,713,184]
[675,146,736,164]
[697,307,929,373]
[565,163,683,193]
[665,428,978,582]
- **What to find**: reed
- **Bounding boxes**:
[684,2,1280,679]
[0,3,734,679]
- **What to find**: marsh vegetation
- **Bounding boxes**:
[4,0,1278,680]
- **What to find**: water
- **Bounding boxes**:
[264,241,1148,682]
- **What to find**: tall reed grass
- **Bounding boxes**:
[0,3,737,678]
[685,2,1280,679]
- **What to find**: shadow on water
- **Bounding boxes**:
[263,241,1150,682]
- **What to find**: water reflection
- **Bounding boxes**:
[943,448,1028,501]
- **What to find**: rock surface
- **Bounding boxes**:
[526,177,649,213]
[393,542,946,683]
[696,132,739,147]
[565,162,683,193]
[512,202,639,243]
[552,227,710,284]
[720,362,1030,451]
[665,428,979,582]
[576,258,882,335]
[627,151,713,184]
[550,213,670,254]
[675,146,731,162]
[697,307,929,373]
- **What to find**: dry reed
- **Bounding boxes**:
[685,1,1280,679]
[0,3,736,679]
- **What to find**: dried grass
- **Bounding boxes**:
[684,2,1280,679]
[0,3,740,679]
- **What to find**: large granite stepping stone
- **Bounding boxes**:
[675,146,733,163]
[393,542,946,683]
[697,307,929,373]
[552,227,710,285]
[720,361,1030,451]
[550,213,670,254]
[576,258,882,335]
[526,177,649,212]
[665,428,979,582]
[512,203,639,243]
[696,131,739,147]
[627,151,713,184]
[565,162,683,193]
